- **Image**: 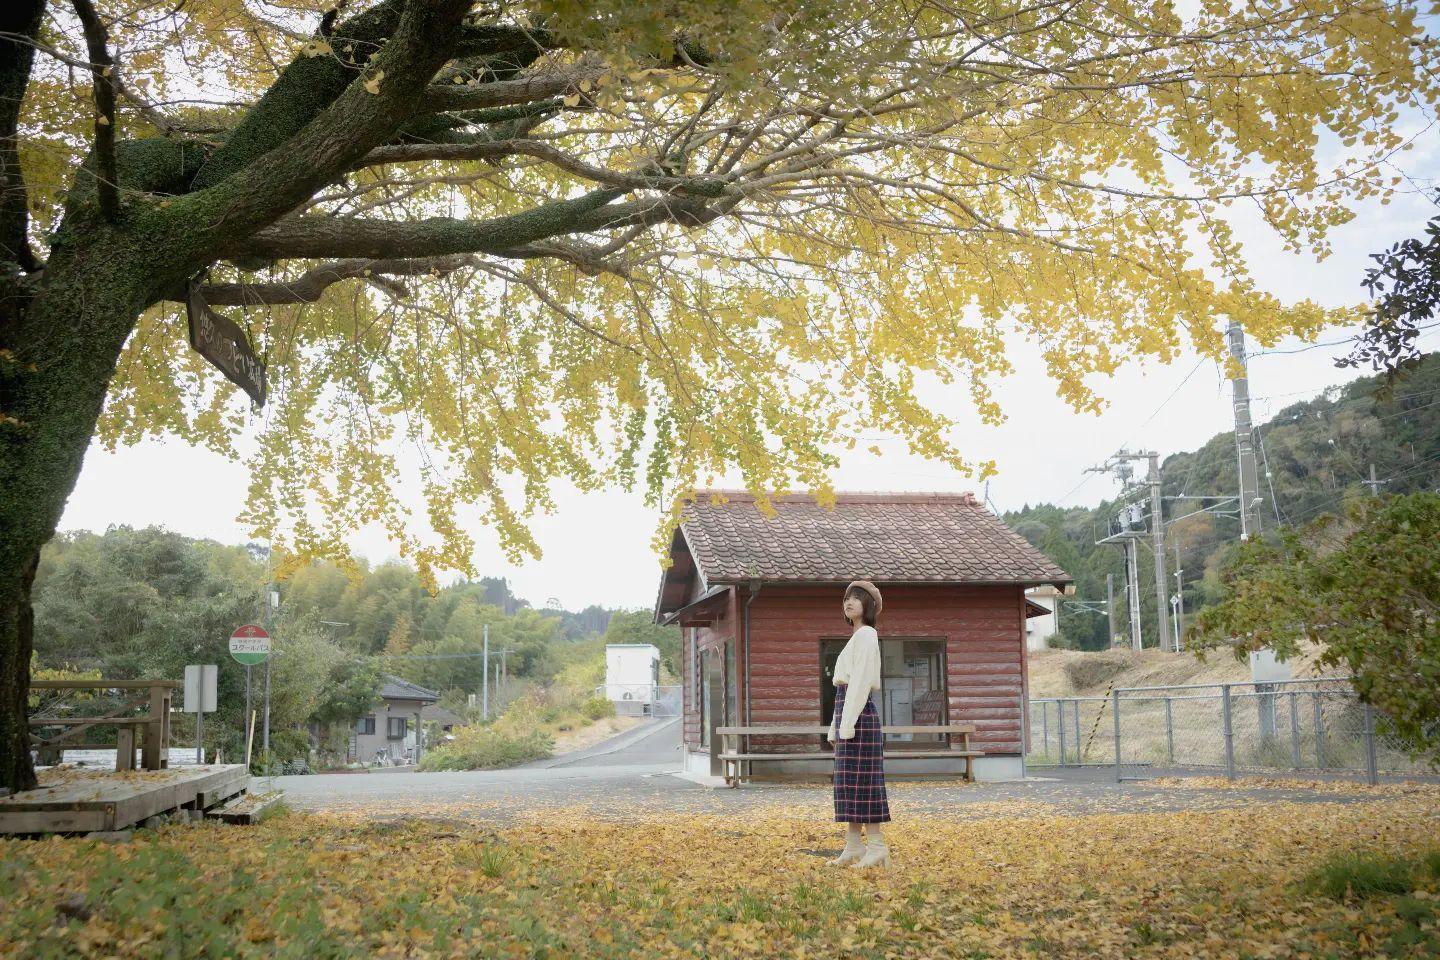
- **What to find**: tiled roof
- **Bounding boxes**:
[676,489,1072,586]
[379,675,440,703]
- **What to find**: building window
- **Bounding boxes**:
[356,716,376,735]
[387,716,407,740]
[820,637,947,747]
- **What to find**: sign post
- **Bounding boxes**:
[183,664,218,764]
[230,625,270,764]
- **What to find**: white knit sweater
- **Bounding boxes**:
[828,624,881,740]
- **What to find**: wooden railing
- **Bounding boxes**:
[28,680,177,771]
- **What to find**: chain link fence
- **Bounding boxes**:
[1028,678,1433,784]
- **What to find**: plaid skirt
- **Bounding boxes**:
[832,683,891,823]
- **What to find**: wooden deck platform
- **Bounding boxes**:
[0,764,250,834]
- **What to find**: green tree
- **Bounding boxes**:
[1190,492,1440,763]
[312,657,385,729]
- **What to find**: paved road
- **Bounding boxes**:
[267,717,1431,822]
[272,717,685,815]
[526,716,684,769]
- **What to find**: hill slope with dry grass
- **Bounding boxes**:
[1026,643,1337,698]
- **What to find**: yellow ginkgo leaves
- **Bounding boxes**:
[1,788,1438,958]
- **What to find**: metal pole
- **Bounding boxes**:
[262,653,271,755]
[1073,698,1083,762]
[1057,700,1067,767]
[1165,696,1174,766]
[196,705,203,765]
[482,624,490,720]
[1227,320,1264,540]
[244,663,251,755]
[1363,701,1379,785]
[1041,700,1049,758]
[262,556,274,756]
[1112,688,1123,782]
[1172,538,1184,652]
[1019,695,1028,780]
[1149,452,1170,651]
[1313,692,1326,768]
[1126,539,1143,649]
[1222,684,1235,780]
[1106,573,1117,647]
[1289,692,1301,768]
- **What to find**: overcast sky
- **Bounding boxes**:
[58,129,1440,613]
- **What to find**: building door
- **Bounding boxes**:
[706,645,726,774]
[698,649,710,750]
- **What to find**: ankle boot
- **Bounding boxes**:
[851,839,891,869]
[829,833,865,866]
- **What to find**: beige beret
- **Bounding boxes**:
[845,580,883,615]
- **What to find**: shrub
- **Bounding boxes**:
[581,696,615,721]
[417,725,553,771]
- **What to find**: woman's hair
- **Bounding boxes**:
[844,585,879,627]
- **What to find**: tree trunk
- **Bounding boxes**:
[0,222,158,792]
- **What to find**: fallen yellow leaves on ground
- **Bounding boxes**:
[1145,777,1440,796]
[3,792,1438,959]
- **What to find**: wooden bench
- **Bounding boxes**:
[716,724,982,787]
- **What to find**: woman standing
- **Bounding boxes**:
[827,580,891,868]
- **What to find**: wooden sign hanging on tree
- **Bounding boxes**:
[185,279,267,407]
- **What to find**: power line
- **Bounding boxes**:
[1253,422,1287,526]
[1249,320,1440,358]
[1052,357,1208,507]
[1284,451,1440,526]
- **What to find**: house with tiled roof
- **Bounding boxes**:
[652,490,1073,780]
[348,675,441,766]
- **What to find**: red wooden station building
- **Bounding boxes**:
[653,490,1073,780]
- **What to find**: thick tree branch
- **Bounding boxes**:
[70,0,121,221]
[195,255,478,305]
[169,0,473,250]
[190,8,562,192]
[226,188,729,261]
[188,0,406,190]
[0,0,44,271]
[422,67,604,113]
[359,138,729,198]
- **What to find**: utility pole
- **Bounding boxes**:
[1147,452,1170,653]
[1172,538,1184,652]
[1090,451,1167,650]
[482,623,490,720]
[1362,463,1390,496]
[1124,520,1142,650]
[1226,320,1264,539]
[262,548,276,755]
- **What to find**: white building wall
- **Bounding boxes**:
[1025,591,1060,652]
[605,644,660,714]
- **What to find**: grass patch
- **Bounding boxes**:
[1302,850,1422,899]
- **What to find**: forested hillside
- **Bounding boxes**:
[1006,352,1440,650]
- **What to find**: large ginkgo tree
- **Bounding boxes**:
[0,0,1434,789]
